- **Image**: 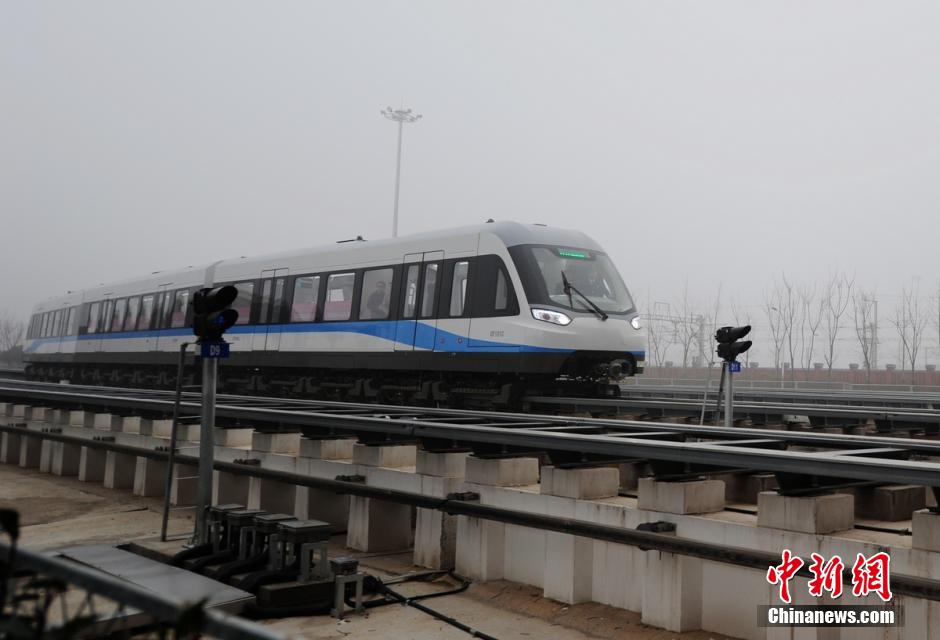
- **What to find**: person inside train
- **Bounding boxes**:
[365,280,388,319]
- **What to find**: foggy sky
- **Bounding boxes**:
[2,1,939,365]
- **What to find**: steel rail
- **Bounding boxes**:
[2,425,939,602]
[526,395,940,426]
[4,386,940,487]
[5,382,940,456]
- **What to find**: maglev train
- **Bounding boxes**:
[23,221,645,405]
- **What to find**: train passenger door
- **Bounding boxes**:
[253,268,289,351]
[395,251,443,351]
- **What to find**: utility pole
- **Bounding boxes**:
[381,106,422,238]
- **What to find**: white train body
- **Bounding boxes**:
[23,222,646,396]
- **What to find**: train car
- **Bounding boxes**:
[23,221,646,404]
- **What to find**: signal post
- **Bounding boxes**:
[715,325,752,429]
[191,285,239,544]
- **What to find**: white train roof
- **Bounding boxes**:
[30,221,603,313]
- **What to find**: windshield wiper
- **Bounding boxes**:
[561,271,608,321]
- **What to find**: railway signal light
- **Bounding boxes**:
[192,286,239,343]
[716,325,752,363]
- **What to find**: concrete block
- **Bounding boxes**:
[12,405,31,420]
[1,432,22,464]
[170,464,198,505]
[78,446,106,482]
[51,442,80,476]
[247,477,297,515]
[0,403,13,417]
[352,443,416,468]
[912,509,940,552]
[722,473,778,504]
[52,409,70,425]
[757,491,854,534]
[465,456,539,487]
[121,416,151,435]
[855,485,926,522]
[94,413,123,432]
[215,428,253,448]
[252,431,301,455]
[540,466,619,499]
[18,435,41,468]
[637,478,725,515]
[69,411,94,428]
[414,508,458,570]
[30,407,53,423]
[347,496,413,552]
[103,451,136,489]
[213,470,250,506]
[146,420,199,441]
[416,450,469,478]
[39,439,54,472]
[455,516,505,582]
[133,457,167,497]
[641,551,703,632]
[299,437,355,460]
[294,485,349,528]
[543,532,594,604]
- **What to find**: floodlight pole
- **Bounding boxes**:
[382,106,421,238]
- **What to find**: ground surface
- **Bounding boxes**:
[1,465,737,640]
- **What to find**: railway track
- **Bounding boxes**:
[526,393,940,434]
[620,381,940,409]
[3,378,940,496]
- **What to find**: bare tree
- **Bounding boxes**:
[763,283,787,370]
[730,301,754,368]
[673,283,698,368]
[822,272,854,375]
[704,284,723,368]
[0,313,25,353]
[892,280,929,382]
[643,300,670,368]
[780,276,801,379]
[852,291,878,382]
[799,283,824,371]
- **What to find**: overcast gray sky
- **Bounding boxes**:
[2,2,939,364]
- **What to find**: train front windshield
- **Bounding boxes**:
[510,245,636,314]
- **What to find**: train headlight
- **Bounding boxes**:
[531,309,572,326]
[630,316,642,330]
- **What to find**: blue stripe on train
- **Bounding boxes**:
[23,320,635,355]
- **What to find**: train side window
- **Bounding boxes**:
[51,310,62,337]
[87,303,101,334]
[124,296,141,331]
[102,300,115,332]
[232,281,255,324]
[420,263,439,318]
[170,290,189,328]
[495,269,508,311]
[139,295,155,330]
[290,276,320,322]
[152,292,165,329]
[359,268,393,320]
[111,299,127,332]
[260,280,273,323]
[402,265,419,319]
[449,261,470,316]
[271,278,286,324]
[66,307,77,335]
[323,273,355,321]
